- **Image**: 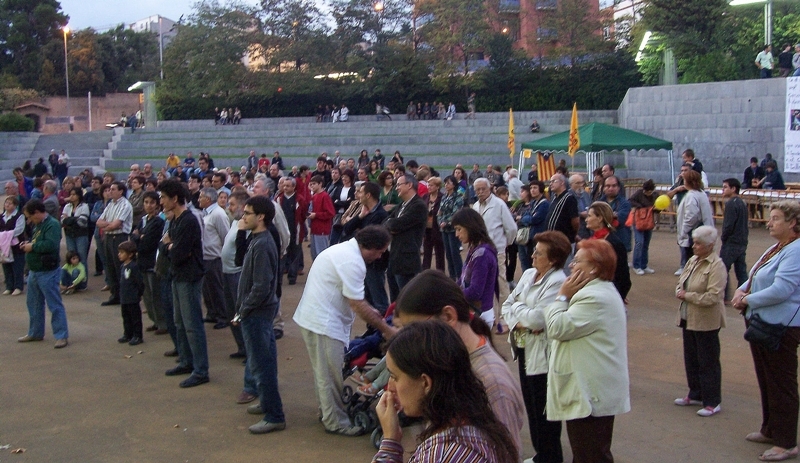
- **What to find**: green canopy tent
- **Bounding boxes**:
[519,122,675,180]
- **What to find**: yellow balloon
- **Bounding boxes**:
[654,195,671,210]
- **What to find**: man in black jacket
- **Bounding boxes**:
[342,182,389,314]
[383,173,427,302]
[158,179,209,388]
[720,178,749,302]
[133,192,167,334]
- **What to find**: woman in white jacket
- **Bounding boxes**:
[502,231,570,463]
[545,238,630,463]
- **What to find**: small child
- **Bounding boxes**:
[117,241,144,346]
[60,250,87,294]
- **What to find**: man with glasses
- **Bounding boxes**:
[601,175,632,256]
[384,173,427,301]
[545,174,580,268]
[570,174,592,240]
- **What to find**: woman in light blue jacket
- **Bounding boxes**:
[733,200,800,462]
[502,231,570,463]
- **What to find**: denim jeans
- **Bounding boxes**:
[633,229,652,270]
[26,268,69,340]
[172,279,209,378]
[60,268,87,290]
[442,231,463,280]
[65,234,89,268]
[242,312,285,423]
[3,252,25,291]
[364,267,389,315]
[518,243,533,272]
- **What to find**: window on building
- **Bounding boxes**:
[536,0,557,10]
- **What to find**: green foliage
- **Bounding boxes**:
[0,88,40,111]
[540,0,614,66]
[0,112,35,131]
[643,0,729,57]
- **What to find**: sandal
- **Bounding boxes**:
[747,432,775,444]
[350,372,369,386]
[759,447,799,462]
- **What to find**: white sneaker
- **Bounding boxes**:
[674,396,702,406]
[2,290,10,295]
[11,289,22,296]
[634,268,645,275]
[674,267,684,276]
[644,267,655,274]
[697,404,721,417]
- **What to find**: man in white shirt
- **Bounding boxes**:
[198,188,230,329]
[472,178,517,332]
[96,181,133,306]
[293,226,396,437]
[755,44,774,78]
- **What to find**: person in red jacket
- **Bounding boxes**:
[308,175,336,260]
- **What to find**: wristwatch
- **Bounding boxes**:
[555,295,568,303]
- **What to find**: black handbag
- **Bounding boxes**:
[744,308,800,351]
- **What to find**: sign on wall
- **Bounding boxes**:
[785,77,800,173]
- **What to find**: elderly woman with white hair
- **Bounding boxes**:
[674,225,726,417]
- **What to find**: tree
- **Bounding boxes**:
[96,26,160,93]
[0,0,68,89]
[417,0,491,90]
[257,0,331,71]
[539,0,613,66]
[642,0,728,58]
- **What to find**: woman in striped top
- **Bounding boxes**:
[373,320,518,463]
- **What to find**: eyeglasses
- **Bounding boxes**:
[242,211,258,216]
[396,182,407,187]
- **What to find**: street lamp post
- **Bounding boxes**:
[63,26,72,132]
[730,0,774,46]
[373,1,384,44]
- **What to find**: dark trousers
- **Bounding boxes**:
[201,258,225,321]
[103,233,128,301]
[364,267,389,315]
[682,327,721,407]
[720,244,748,301]
[160,276,178,348]
[223,271,245,355]
[387,264,415,303]
[506,244,518,282]
[285,242,302,283]
[422,227,444,272]
[516,348,563,463]
[3,252,25,291]
[750,326,800,448]
[566,415,615,463]
[121,302,143,339]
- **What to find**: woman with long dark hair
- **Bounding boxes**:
[61,186,91,268]
[452,208,498,325]
[422,177,444,272]
[373,320,519,463]
[390,270,525,460]
[438,175,464,280]
[585,201,631,300]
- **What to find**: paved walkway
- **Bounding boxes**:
[0,226,779,462]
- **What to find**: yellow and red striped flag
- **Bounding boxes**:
[508,108,515,160]
[568,102,580,157]
[537,152,556,181]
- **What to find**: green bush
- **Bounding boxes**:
[0,112,35,131]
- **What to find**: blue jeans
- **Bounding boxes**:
[26,268,69,340]
[65,234,89,268]
[633,229,652,269]
[242,312,285,423]
[60,268,87,290]
[364,267,389,315]
[442,231,463,279]
[518,242,533,272]
[172,279,209,378]
[3,252,25,291]
[310,234,330,261]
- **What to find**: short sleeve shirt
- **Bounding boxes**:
[293,238,366,345]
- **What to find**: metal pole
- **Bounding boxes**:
[88,91,92,131]
[63,28,71,132]
[159,16,164,80]
[765,0,773,46]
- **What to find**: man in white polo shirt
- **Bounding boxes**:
[293,225,396,437]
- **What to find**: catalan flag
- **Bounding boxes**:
[568,102,580,157]
[508,108,515,160]
[537,151,556,181]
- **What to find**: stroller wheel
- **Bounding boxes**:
[342,385,354,404]
[371,427,383,449]
[354,410,376,433]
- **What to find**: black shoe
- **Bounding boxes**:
[180,374,209,388]
[101,299,120,306]
[93,271,103,277]
[165,365,194,376]
[117,336,131,343]
[213,321,229,330]
[203,317,216,323]
[273,329,284,340]
[288,280,296,285]
[128,337,143,346]
[163,349,178,357]
[229,352,247,359]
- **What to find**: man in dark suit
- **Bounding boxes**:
[383,173,427,302]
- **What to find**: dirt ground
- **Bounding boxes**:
[0,225,780,462]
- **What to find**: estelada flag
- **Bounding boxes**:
[508,108,515,159]
[568,102,580,157]
[537,152,556,181]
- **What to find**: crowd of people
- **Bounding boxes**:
[4,145,800,462]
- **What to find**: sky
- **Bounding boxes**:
[58,0,281,31]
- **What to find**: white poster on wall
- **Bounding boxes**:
[785,77,800,173]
